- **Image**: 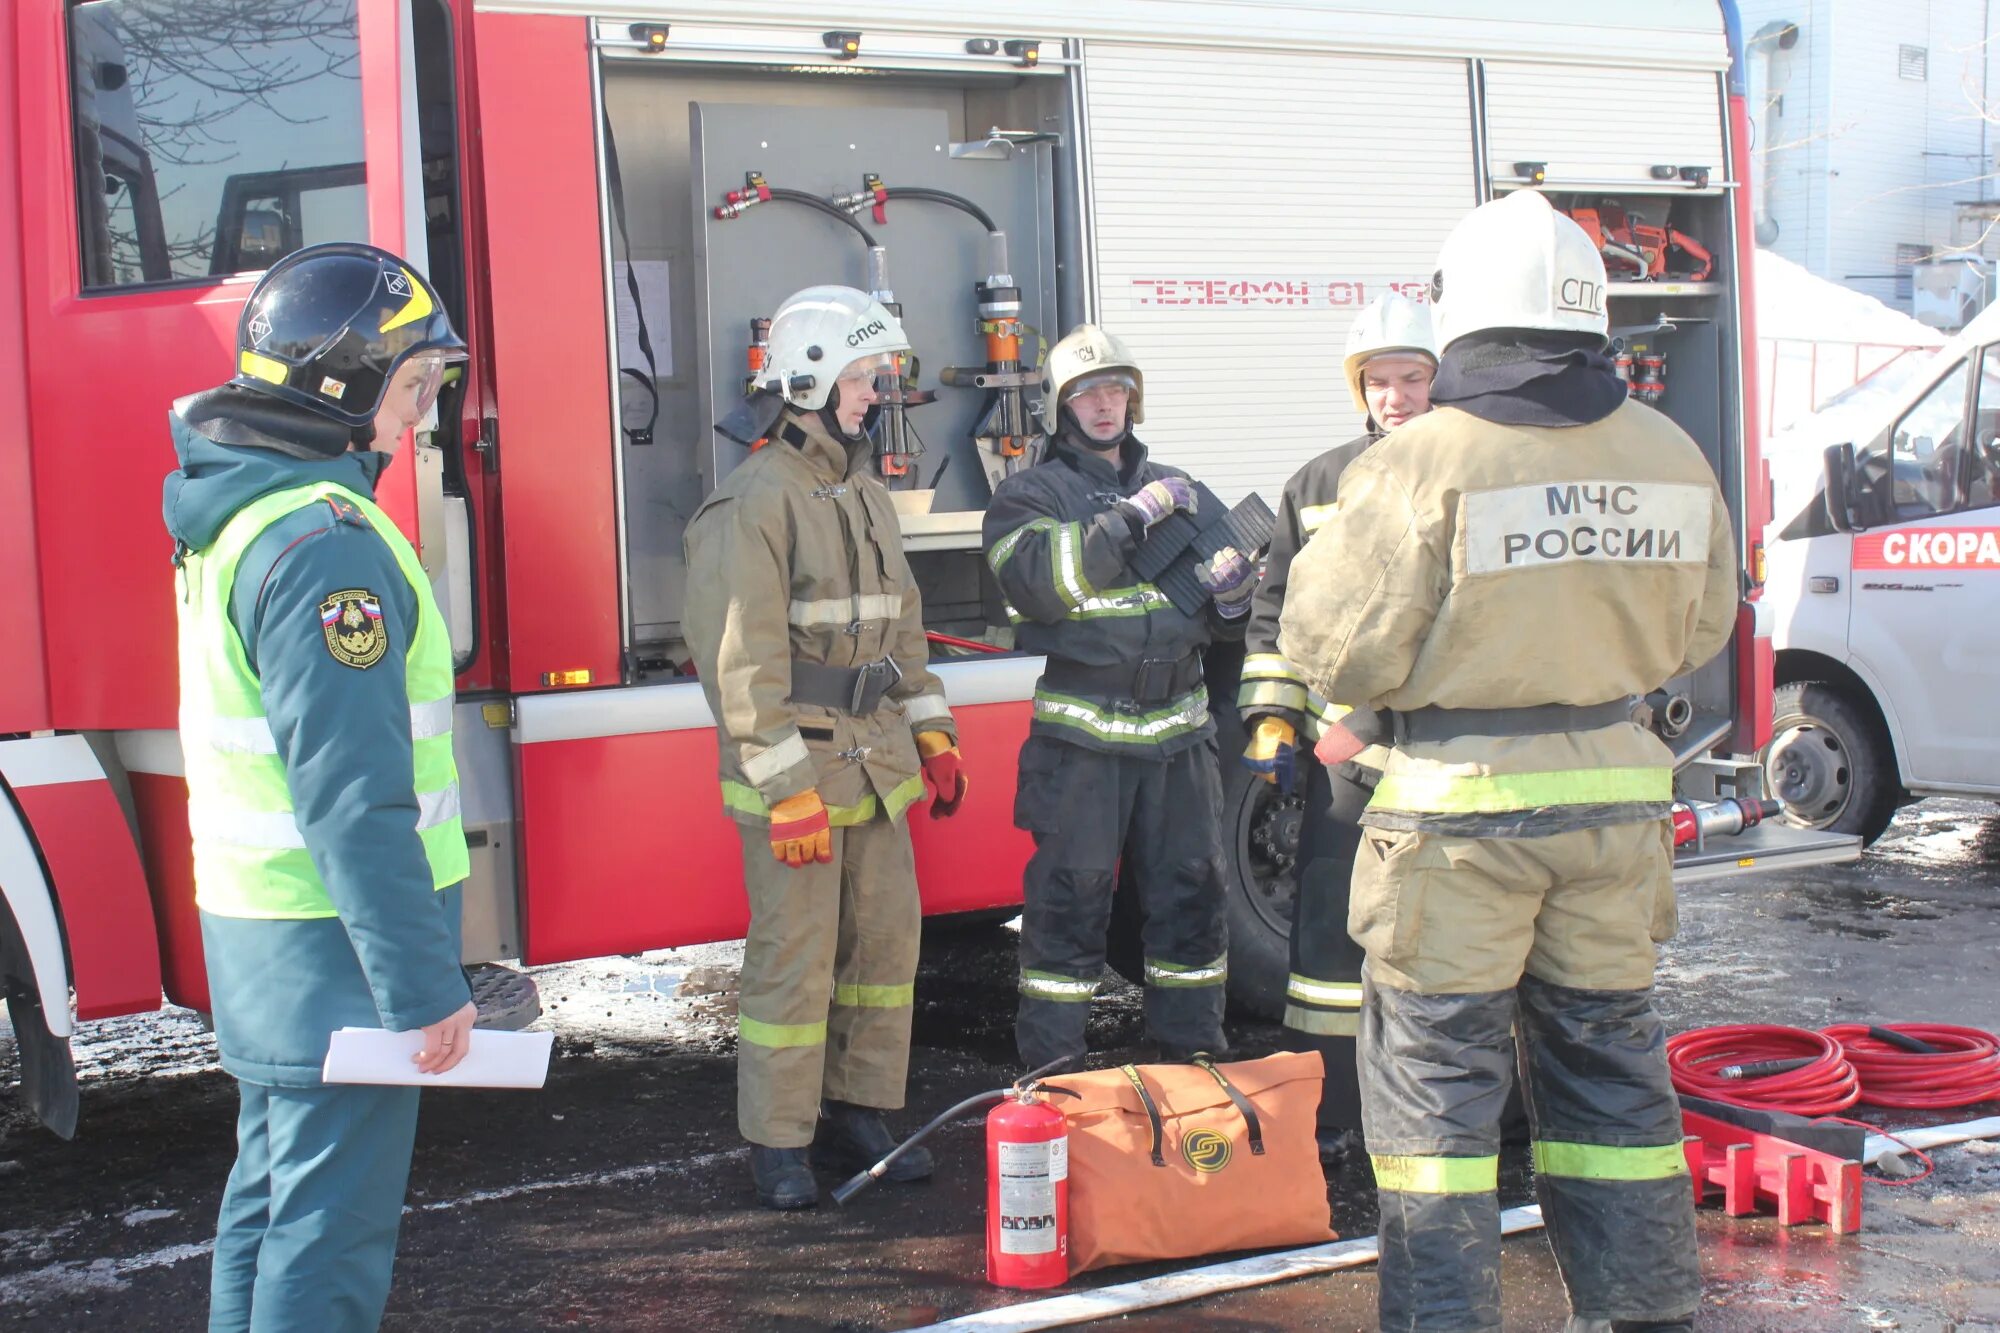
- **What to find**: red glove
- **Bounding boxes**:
[1314,721,1366,767]
[916,730,968,818]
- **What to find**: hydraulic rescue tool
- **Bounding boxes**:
[713,171,934,481]
[1670,796,1780,850]
[1564,201,1714,281]
[834,174,1043,493]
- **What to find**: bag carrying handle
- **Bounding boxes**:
[1192,1055,1266,1156]
[1119,1064,1167,1167]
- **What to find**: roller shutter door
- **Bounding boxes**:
[1083,45,1476,501]
[1483,61,1724,189]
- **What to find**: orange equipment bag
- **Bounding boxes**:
[1044,1051,1334,1273]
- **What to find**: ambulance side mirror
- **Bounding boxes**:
[1822,442,1862,534]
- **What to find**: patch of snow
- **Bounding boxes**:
[1757,250,1946,349]
[119,1209,177,1228]
[409,1147,740,1214]
[0,1241,213,1304]
[2,941,754,1094]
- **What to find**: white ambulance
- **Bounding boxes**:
[1763,302,2000,841]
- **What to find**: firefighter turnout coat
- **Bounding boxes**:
[1279,400,1737,845]
[684,412,954,829]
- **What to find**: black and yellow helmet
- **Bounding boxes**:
[230,242,465,429]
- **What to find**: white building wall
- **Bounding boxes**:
[1824,0,1941,306]
[1747,0,2000,306]
[1742,0,1834,273]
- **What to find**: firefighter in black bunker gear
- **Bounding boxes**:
[1281,189,1734,1332]
[1238,293,1436,1156]
[983,325,1256,1070]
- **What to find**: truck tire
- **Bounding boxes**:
[1214,758,1305,1019]
[1764,680,1900,845]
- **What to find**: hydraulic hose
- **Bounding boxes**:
[1666,1024,1861,1116]
[880,186,998,234]
[1821,1024,2000,1110]
[765,187,879,248]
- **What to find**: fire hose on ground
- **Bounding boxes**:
[1668,1021,2000,1186]
[1668,1022,2000,1115]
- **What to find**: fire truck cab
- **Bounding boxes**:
[2,0,1857,1138]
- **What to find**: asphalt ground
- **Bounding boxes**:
[3,798,1997,1331]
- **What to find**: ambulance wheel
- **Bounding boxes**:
[1764,681,1900,845]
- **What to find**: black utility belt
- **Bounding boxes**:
[1390,697,1638,744]
[1041,654,1204,706]
[789,657,902,715]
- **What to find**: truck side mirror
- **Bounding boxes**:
[1822,442,1861,533]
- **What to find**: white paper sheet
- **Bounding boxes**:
[613,259,673,378]
[322,1027,554,1089]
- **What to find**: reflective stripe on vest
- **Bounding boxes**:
[176,480,467,919]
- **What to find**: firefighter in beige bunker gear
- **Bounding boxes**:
[1238,293,1435,1154]
[1280,190,1735,1333]
[683,286,967,1211]
[984,324,1255,1072]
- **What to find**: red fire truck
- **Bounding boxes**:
[0,0,1856,1137]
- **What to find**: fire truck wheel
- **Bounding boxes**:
[1215,758,1301,1020]
[1764,680,1901,845]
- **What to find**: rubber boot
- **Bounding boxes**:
[813,1101,934,1182]
[748,1145,818,1210]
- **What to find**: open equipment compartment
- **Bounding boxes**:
[597,30,1076,677]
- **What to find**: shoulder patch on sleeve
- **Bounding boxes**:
[322,494,369,528]
[319,588,390,669]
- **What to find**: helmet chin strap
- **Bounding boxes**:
[816,382,868,444]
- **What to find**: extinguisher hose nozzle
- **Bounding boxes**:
[828,1087,1012,1207]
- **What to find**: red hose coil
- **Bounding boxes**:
[1666,1024,1861,1116]
[1821,1024,2000,1110]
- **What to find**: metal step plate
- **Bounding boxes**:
[1672,821,1861,884]
[467,962,543,1032]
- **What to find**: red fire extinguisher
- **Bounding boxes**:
[986,1089,1070,1288]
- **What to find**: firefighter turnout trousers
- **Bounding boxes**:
[1280,758,1372,1133]
[1013,735,1229,1068]
[735,815,920,1147]
[1354,821,1698,1332]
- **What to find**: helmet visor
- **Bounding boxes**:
[386,350,450,424]
[837,351,900,397]
[1061,367,1139,406]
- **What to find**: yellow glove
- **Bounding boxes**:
[915,730,968,817]
[769,789,833,868]
[1242,716,1298,792]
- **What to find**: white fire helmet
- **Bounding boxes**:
[1429,189,1609,353]
[1342,294,1438,416]
[1041,323,1145,436]
[759,285,910,411]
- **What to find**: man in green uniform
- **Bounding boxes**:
[165,243,474,1332]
